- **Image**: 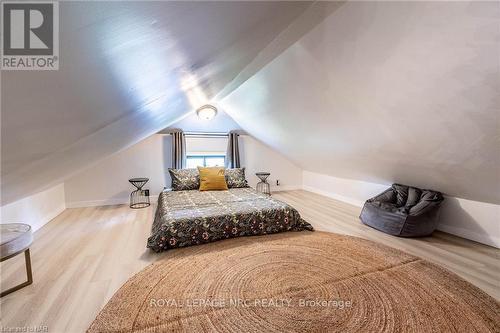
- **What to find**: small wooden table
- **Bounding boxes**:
[1,223,33,297]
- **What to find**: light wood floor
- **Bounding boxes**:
[1,190,498,332]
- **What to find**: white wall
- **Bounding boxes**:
[64,133,302,207]
[221,1,500,205]
[65,135,172,207]
[303,171,500,248]
[240,135,302,191]
[303,171,388,207]
[5,139,495,248]
[438,198,500,249]
[186,135,302,190]
[1,183,66,232]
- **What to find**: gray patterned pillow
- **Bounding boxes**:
[225,168,248,188]
[168,168,200,191]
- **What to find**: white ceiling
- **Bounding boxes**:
[1,1,318,204]
[221,1,500,204]
[2,1,498,205]
[160,107,242,134]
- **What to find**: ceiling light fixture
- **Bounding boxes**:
[196,105,218,121]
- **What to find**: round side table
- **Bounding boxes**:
[129,178,150,209]
[1,223,33,297]
[255,172,271,196]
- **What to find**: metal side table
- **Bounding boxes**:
[129,178,150,209]
[1,223,33,297]
[256,172,271,195]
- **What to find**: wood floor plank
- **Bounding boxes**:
[0,189,498,332]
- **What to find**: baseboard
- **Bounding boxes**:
[272,185,302,192]
[67,195,159,208]
[67,187,301,208]
[36,205,66,231]
[303,183,500,248]
[1,183,66,232]
[301,171,500,249]
[66,198,127,208]
[64,183,500,249]
[437,224,500,248]
[302,185,365,207]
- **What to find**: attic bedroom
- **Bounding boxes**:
[1,1,499,332]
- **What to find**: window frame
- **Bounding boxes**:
[186,154,226,168]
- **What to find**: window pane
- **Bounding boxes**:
[186,157,204,168]
[205,156,225,167]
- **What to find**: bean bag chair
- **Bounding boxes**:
[360,184,444,237]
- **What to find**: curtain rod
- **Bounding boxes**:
[184,131,229,138]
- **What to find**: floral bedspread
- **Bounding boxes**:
[147,188,313,252]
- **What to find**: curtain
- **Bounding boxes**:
[171,130,186,169]
[225,131,241,168]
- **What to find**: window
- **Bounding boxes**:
[186,155,225,168]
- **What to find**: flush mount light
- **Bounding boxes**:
[196,105,218,121]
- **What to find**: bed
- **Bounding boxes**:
[147,188,313,252]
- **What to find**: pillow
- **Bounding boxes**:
[168,168,200,191]
[225,168,248,188]
[405,187,422,208]
[198,167,228,191]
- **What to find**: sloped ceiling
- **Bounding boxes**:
[160,108,242,134]
[221,1,500,204]
[2,1,327,204]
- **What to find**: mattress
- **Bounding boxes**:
[147,188,313,252]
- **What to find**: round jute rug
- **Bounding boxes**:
[88,232,499,332]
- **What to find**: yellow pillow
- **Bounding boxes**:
[198,166,228,191]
